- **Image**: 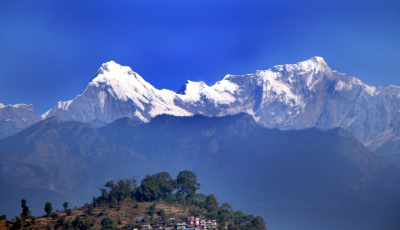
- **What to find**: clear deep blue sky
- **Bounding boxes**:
[1,0,399,114]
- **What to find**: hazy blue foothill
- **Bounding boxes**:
[0,113,399,229]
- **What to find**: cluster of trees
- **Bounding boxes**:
[95,170,200,204]
[93,170,266,230]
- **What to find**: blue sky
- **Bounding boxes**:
[1,0,399,114]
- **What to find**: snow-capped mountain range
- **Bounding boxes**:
[3,57,400,150]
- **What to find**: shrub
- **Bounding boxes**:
[50,212,58,219]
[86,205,94,215]
[73,216,95,230]
[147,210,154,216]
[55,216,65,228]
[101,217,117,230]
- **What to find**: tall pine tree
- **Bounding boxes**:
[20,199,31,219]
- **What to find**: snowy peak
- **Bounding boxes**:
[92,60,144,84]
[297,56,327,69]
[176,80,199,95]
[177,80,207,95]
[90,61,155,102]
[306,56,327,66]
[93,60,131,78]
[269,56,328,74]
[45,61,194,123]
[0,103,34,110]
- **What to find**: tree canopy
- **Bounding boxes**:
[176,170,200,198]
[44,201,52,217]
[136,172,177,201]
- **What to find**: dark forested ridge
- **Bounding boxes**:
[1,113,400,229]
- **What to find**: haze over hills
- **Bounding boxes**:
[1,114,400,229]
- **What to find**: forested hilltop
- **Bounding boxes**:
[0,171,266,230]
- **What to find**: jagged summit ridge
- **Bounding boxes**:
[43,57,400,149]
[0,103,35,110]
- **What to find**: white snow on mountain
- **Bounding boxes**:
[57,101,73,110]
[41,109,52,119]
[0,103,35,110]
[176,80,239,105]
[41,56,400,149]
[69,60,193,121]
[43,56,359,122]
[364,85,379,96]
[258,70,300,106]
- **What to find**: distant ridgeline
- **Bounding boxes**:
[2,171,267,230]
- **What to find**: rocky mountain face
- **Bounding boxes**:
[0,103,42,139]
[43,57,400,150]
